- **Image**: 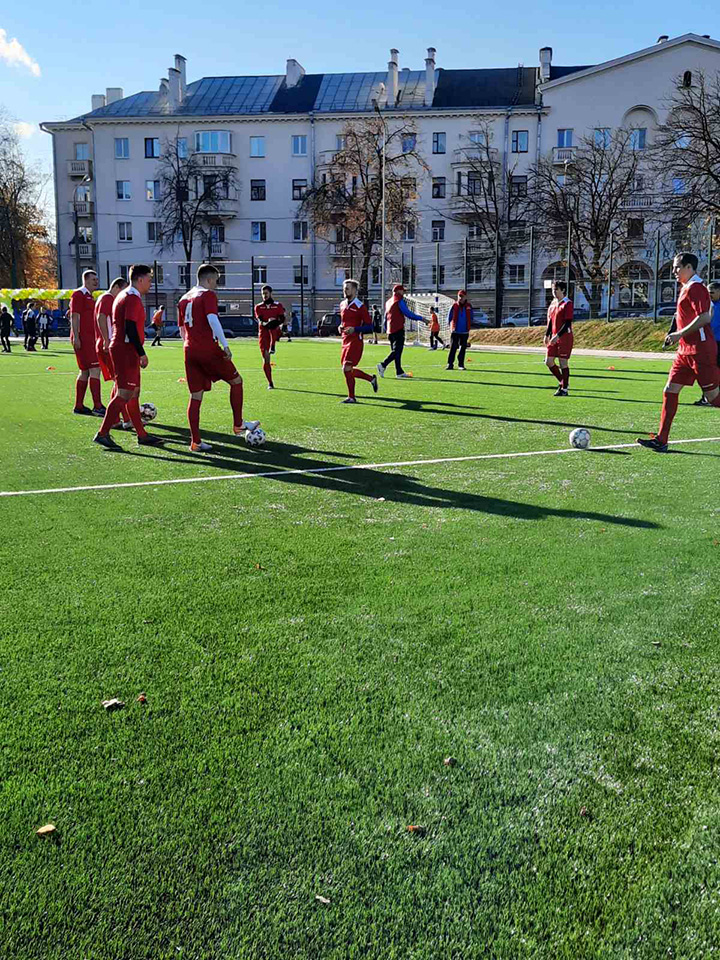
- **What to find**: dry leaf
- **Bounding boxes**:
[137,693,147,704]
[142,619,155,624]
[254,563,265,570]
[407,825,426,835]
[315,895,331,905]
[607,366,616,371]
[580,806,590,818]
[36,824,56,836]
[101,698,125,712]
[46,366,56,371]
[444,757,457,767]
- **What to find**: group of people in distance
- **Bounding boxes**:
[44,246,720,455]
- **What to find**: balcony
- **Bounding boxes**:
[69,242,96,259]
[552,146,576,165]
[626,234,648,248]
[209,241,228,258]
[620,194,655,210]
[67,159,92,178]
[68,200,95,215]
[318,150,339,167]
[452,146,498,166]
[196,152,237,169]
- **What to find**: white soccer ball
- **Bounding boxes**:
[140,402,157,423]
[569,427,591,449]
[245,427,266,448]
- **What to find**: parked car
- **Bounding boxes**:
[469,309,492,329]
[144,322,180,338]
[656,305,677,317]
[501,311,547,327]
[221,315,256,338]
[318,313,341,336]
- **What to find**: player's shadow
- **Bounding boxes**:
[474,368,661,383]
[150,420,362,460]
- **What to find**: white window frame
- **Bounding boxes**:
[116,180,132,201]
[74,142,90,161]
[334,267,346,287]
[508,264,526,284]
[251,221,267,242]
[117,221,133,242]
[557,129,573,148]
[403,222,416,242]
[432,132,446,155]
[293,221,308,242]
[594,128,611,149]
[145,180,160,202]
[147,221,161,243]
[114,138,130,159]
[249,136,265,158]
[144,137,160,159]
[511,130,529,153]
[195,131,232,154]
[431,220,445,242]
[291,135,308,157]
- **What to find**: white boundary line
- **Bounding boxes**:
[2,436,720,498]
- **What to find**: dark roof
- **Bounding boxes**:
[70,65,547,122]
[548,65,594,80]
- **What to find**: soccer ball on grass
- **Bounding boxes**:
[569,427,591,449]
[140,402,157,423]
[245,427,266,448]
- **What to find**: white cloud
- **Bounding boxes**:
[14,121,36,139]
[0,28,41,77]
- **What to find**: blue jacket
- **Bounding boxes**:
[711,300,720,341]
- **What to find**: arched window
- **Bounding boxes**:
[682,71,692,88]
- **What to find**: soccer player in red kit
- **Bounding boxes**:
[254,285,285,388]
[178,264,259,452]
[638,252,720,452]
[544,280,573,396]
[93,264,164,449]
[339,279,378,403]
[94,276,130,429]
[70,269,105,416]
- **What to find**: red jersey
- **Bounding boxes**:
[254,300,285,331]
[178,287,220,351]
[547,298,573,336]
[94,292,115,343]
[69,287,96,344]
[676,276,715,360]
[340,298,371,343]
[111,287,146,350]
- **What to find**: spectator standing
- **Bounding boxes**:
[24,301,39,351]
[150,305,165,346]
[1,305,12,353]
[446,290,473,370]
[38,307,51,349]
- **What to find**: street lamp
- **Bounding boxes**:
[372,98,387,316]
[73,174,92,286]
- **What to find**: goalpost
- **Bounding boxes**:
[404,292,456,346]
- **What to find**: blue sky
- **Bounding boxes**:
[1,1,717,184]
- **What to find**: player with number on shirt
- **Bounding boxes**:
[254,285,285,389]
[544,280,573,396]
[94,277,130,430]
[178,264,259,453]
[339,279,378,403]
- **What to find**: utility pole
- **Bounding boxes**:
[373,99,387,325]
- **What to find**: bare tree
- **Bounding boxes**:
[299,116,428,297]
[155,134,237,284]
[526,129,648,317]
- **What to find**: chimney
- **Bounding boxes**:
[657,35,669,43]
[106,87,124,104]
[388,49,399,106]
[168,68,181,109]
[91,94,106,111]
[286,59,305,88]
[424,47,436,106]
[174,54,187,99]
[539,47,552,82]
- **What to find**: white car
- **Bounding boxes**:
[501,312,546,327]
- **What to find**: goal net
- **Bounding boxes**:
[403,292,456,345]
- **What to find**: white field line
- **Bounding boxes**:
[2,436,720,498]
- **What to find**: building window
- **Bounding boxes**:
[77,225,93,243]
[294,264,309,284]
[209,224,225,243]
[672,177,686,194]
[511,130,529,153]
[630,128,647,151]
[469,131,486,146]
[431,220,445,242]
[594,128,611,149]
[291,135,307,157]
[432,132,446,154]
[215,265,226,287]
[293,220,308,241]
[467,173,483,196]
[251,221,267,242]
[116,180,131,201]
[402,134,417,153]
[179,265,191,287]
[202,174,228,201]
[401,177,417,199]
[154,265,164,285]
[177,138,187,158]
[510,176,528,197]
[119,265,130,282]
[402,265,416,287]
[468,224,481,240]
[403,222,416,241]
[195,131,232,154]
[147,222,162,243]
[75,185,90,202]
[114,138,129,159]
[249,136,265,158]
[117,222,133,242]
[468,262,483,284]
[508,264,526,284]
[628,218,644,239]
[509,220,527,241]
[145,180,160,201]
[253,265,267,283]
[557,129,573,148]
[432,264,445,286]
[683,70,693,88]
[335,135,346,151]
[292,178,308,200]
[251,179,266,201]
[75,143,90,161]
[432,177,446,199]
[144,137,160,158]
[334,267,346,287]
[556,174,567,188]
[369,266,379,285]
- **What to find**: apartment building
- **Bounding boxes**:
[41,33,720,321]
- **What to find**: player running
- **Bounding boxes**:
[254,285,285,389]
[638,252,720,452]
[544,280,573,396]
[93,264,164,449]
[339,279,378,404]
[377,284,426,379]
[70,270,105,416]
[178,264,259,452]
[94,277,130,430]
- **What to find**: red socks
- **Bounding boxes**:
[548,364,562,383]
[344,370,356,399]
[263,361,273,386]
[188,398,201,444]
[98,394,124,436]
[126,398,148,438]
[561,367,570,389]
[75,376,88,409]
[354,369,373,382]
[89,377,102,409]
[658,392,679,443]
[230,382,244,427]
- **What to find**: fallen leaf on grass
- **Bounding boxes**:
[101,698,125,712]
[713,540,720,547]
[607,366,616,371]
[46,366,55,371]
[36,824,57,837]
[177,377,186,383]
[444,757,457,767]
[137,693,147,704]
[580,806,590,818]
[407,825,426,835]
[254,563,265,570]
[315,895,331,905]
[142,619,155,624]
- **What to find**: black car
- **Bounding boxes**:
[221,315,256,338]
[318,313,341,336]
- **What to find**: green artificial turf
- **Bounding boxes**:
[1,338,720,959]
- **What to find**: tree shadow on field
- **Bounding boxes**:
[414,376,620,394]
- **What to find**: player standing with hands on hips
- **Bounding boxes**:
[638,252,720,452]
[339,279,378,403]
[544,280,573,396]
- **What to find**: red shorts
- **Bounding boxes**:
[72,337,99,372]
[668,352,720,388]
[111,345,141,391]
[185,347,240,393]
[259,329,272,355]
[546,334,573,359]
[341,339,364,367]
[96,341,115,382]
